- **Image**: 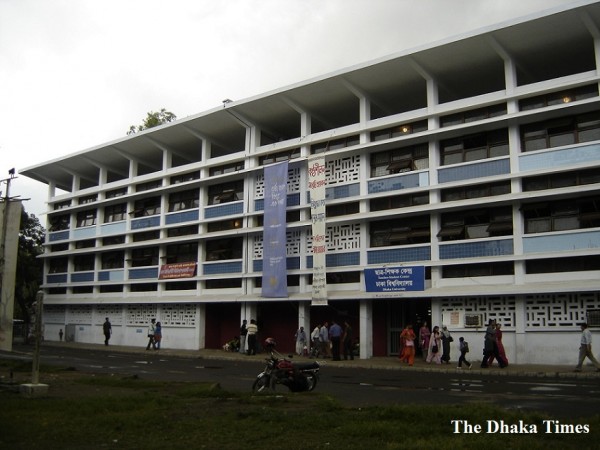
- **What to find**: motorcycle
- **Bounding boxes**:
[252,339,320,393]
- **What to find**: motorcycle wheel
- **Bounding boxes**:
[252,374,272,393]
[305,373,318,391]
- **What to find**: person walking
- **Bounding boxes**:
[103,317,112,346]
[399,324,416,366]
[481,319,505,368]
[440,325,453,364]
[418,321,431,361]
[146,318,157,350]
[246,319,258,355]
[295,326,307,356]
[575,322,600,372]
[342,321,354,360]
[319,322,330,358]
[487,322,508,367]
[329,320,343,361]
[154,321,162,350]
[457,337,472,369]
[239,319,248,354]
[310,324,321,357]
[426,326,442,364]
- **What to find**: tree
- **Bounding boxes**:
[127,108,177,135]
[14,206,45,334]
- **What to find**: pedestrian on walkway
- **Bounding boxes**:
[575,322,600,372]
[154,321,162,350]
[457,337,472,369]
[342,321,354,360]
[239,320,248,354]
[419,321,431,361]
[146,318,157,350]
[103,317,112,346]
[426,326,441,364]
[295,326,307,356]
[319,322,330,358]
[440,325,452,364]
[329,320,343,361]
[246,319,258,355]
[399,324,416,366]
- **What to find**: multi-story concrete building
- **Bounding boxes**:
[22,1,600,364]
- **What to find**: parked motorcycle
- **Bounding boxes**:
[252,338,320,393]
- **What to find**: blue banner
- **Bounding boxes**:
[364,266,425,292]
[262,161,288,298]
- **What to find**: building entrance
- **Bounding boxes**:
[388,298,431,356]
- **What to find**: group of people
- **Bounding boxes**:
[398,320,509,369]
[146,318,162,350]
[309,320,356,361]
[237,319,259,355]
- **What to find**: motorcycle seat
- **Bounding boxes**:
[294,362,320,370]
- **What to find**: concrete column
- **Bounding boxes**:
[359,299,373,359]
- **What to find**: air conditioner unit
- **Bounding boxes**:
[464,314,483,328]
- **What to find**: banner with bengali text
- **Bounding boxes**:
[261,161,289,298]
[158,262,197,280]
[308,157,328,305]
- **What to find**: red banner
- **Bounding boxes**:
[158,262,197,280]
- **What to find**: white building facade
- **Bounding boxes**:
[22,1,600,364]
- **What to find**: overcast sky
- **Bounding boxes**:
[0,0,581,219]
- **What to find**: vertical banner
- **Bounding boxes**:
[308,157,328,305]
[262,161,288,298]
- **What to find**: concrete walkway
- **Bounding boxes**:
[24,341,600,379]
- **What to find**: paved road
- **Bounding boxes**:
[3,344,599,419]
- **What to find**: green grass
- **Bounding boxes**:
[1,360,598,449]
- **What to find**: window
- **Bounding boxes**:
[519,84,598,111]
[207,181,243,205]
[53,200,71,210]
[170,171,200,184]
[370,143,428,177]
[523,169,600,192]
[102,251,124,269]
[100,285,123,293]
[49,214,70,231]
[104,203,127,223]
[311,135,360,154]
[168,189,199,212]
[259,148,301,165]
[132,230,160,242]
[103,235,125,246]
[206,237,243,261]
[167,225,198,237]
[49,257,68,273]
[50,243,68,252]
[438,207,513,241]
[136,180,162,192]
[440,103,507,127]
[370,193,429,212]
[207,219,243,232]
[441,181,510,202]
[370,215,430,247]
[327,202,359,217]
[75,239,95,249]
[106,188,127,198]
[73,254,94,272]
[130,247,159,267]
[442,262,514,278]
[255,210,300,227]
[132,196,161,217]
[526,255,600,273]
[521,111,600,152]
[441,129,509,165]
[209,162,244,176]
[76,209,97,228]
[78,194,97,205]
[165,281,197,291]
[370,120,428,142]
[205,278,242,289]
[522,197,600,233]
[131,283,158,292]
[165,243,198,264]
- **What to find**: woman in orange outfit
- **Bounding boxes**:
[399,324,417,366]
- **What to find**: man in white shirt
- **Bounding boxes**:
[575,323,600,372]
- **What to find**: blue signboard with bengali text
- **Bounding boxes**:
[364,266,425,292]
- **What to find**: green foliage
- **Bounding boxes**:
[14,206,44,323]
[127,108,177,135]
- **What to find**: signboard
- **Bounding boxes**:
[364,266,425,292]
[308,157,327,305]
[158,262,197,280]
